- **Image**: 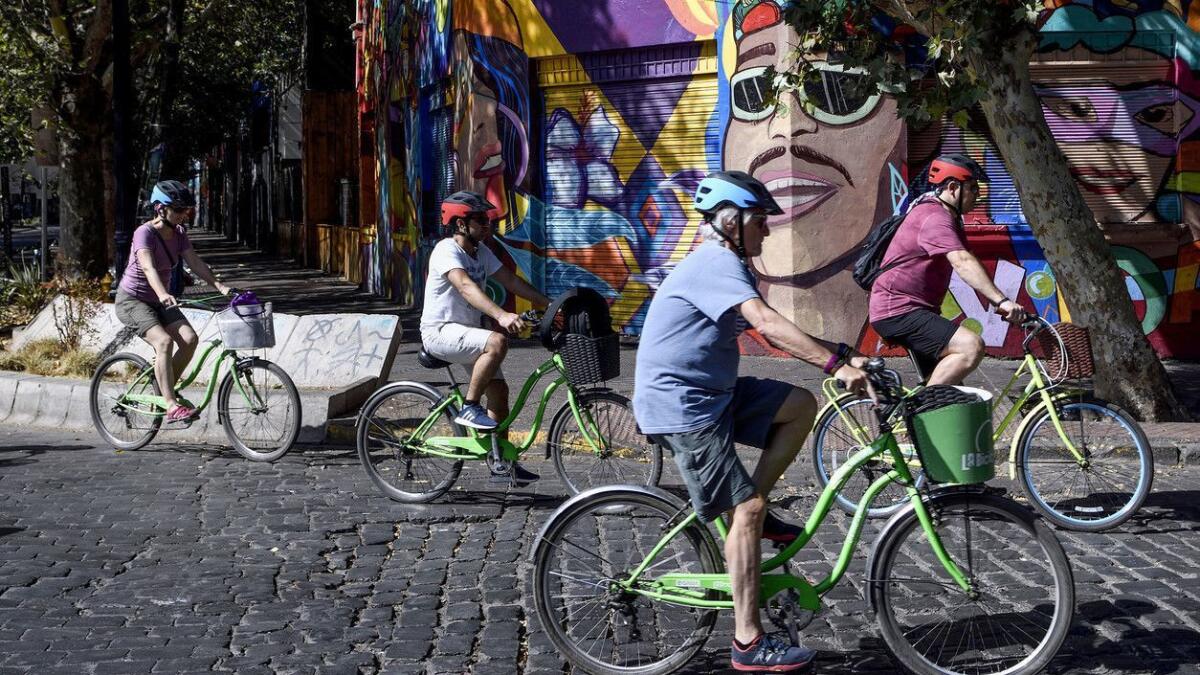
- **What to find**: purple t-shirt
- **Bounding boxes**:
[118,222,192,302]
[868,197,967,323]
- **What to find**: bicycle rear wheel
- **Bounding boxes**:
[549,390,662,495]
[1016,396,1152,531]
[356,383,463,503]
[218,359,301,462]
[870,491,1074,675]
[533,487,722,675]
[811,396,923,518]
[89,353,162,451]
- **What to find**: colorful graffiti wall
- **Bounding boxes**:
[357,0,1200,358]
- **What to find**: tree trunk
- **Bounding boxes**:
[55,75,111,279]
[967,31,1189,421]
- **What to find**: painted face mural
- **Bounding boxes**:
[722,0,904,342]
[1035,73,1185,223]
[451,0,529,227]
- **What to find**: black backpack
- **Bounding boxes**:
[851,212,910,291]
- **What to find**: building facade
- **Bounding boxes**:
[355,0,1200,358]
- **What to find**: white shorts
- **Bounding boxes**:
[421,323,504,379]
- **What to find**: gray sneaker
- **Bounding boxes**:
[454,403,498,430]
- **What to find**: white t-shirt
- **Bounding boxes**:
[420,237,503,332]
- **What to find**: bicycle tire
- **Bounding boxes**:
[1015,396,1152,532]
[218,358,301,462]
[869,491,1074,675]
[811,395,923,518]
[356,383,464,503]
[89,352,162,451]
[533,486,722,675]
[549,390,662,495]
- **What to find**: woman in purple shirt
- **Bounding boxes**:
[115,180,231,423]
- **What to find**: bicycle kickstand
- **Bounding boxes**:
[489,435,517,489]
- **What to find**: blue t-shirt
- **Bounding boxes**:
[633,242,760,434]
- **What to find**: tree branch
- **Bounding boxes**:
[193,0,225,28]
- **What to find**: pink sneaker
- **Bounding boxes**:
[166,405,198,423]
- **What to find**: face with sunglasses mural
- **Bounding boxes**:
[723,0,903,342]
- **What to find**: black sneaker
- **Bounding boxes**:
[762,511,804,544]
[731,634,815,672]
[488,460,540,485]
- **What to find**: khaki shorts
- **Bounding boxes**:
[114,291,188,337]
[421,322,505,380]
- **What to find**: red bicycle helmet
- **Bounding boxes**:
[927,153,989,186]
[440,190,496,226]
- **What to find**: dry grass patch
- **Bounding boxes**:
[0,338,99,378]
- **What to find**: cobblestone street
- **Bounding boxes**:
[1,426,1198,674]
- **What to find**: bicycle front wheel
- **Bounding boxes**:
[549,390,662,495]
[870,491,1074,675]
[355,383,463,503]
[1016,396,1152,532]
[811,395,923,518]
[89,352,162,451]
[217,359,301,462]
[533,487,722,675]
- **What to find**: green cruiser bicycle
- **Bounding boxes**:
[811,317,1153,531]
[89,294,301,461]
[355,307,660,503]
[533,359,1075,675]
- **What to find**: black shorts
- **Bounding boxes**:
[872,308,958,380]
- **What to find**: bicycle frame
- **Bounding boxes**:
[618,429,973,613]
[817,351,1089,480]
[416,353,606,463]
[116,339,252,416]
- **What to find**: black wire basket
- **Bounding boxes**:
[559,333,621,386]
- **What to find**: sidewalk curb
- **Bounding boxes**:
[0,370,350,445]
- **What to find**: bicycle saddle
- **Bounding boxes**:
[417,349,451,369]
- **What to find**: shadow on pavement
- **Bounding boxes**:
[1054,599,1200,674]
[1127,490,1200,526]
[0,444,95,468]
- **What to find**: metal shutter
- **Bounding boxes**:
[534,42,718,334]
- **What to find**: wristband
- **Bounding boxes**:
[823,353,842,375]
[836,342,851,360]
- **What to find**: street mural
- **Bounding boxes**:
[357,0,1200,357]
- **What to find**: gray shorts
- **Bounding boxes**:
[649,377,795,522]
[114,291,188,337]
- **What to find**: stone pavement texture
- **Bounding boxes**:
[2,425,1199,674]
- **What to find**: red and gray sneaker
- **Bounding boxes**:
[762,511,804,544]
[731,634,815,672]
[166,404,198,424]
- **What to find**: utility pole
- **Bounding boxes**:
[0,165,11,259]
[40,167,49,280]
[111,0,134,289]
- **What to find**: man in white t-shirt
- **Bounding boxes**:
[421,191,551,481]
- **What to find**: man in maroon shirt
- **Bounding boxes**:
[869,154,1029,384]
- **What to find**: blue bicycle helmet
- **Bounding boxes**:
[693,170,782,216]
[150,180,196,209]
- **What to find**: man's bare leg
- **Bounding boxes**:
[727,494,767,644]
[927,327,984,386]
[751,388,817,493]
[467,332,508,402]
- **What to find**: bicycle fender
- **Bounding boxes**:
[355,380,447,425]
[535,484,691,546]
[863,486,993,612]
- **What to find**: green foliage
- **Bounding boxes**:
[0,22,48,163]
[0,259,54,329]
[779,0,1043,123]
[158,0,304,175]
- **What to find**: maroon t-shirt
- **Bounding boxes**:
[868,196,967,323]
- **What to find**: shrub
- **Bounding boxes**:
[0,260,54,329]
[0,338,99,378]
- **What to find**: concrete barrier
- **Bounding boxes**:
[9,296,401,390]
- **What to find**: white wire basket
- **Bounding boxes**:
[217,302,276,349]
